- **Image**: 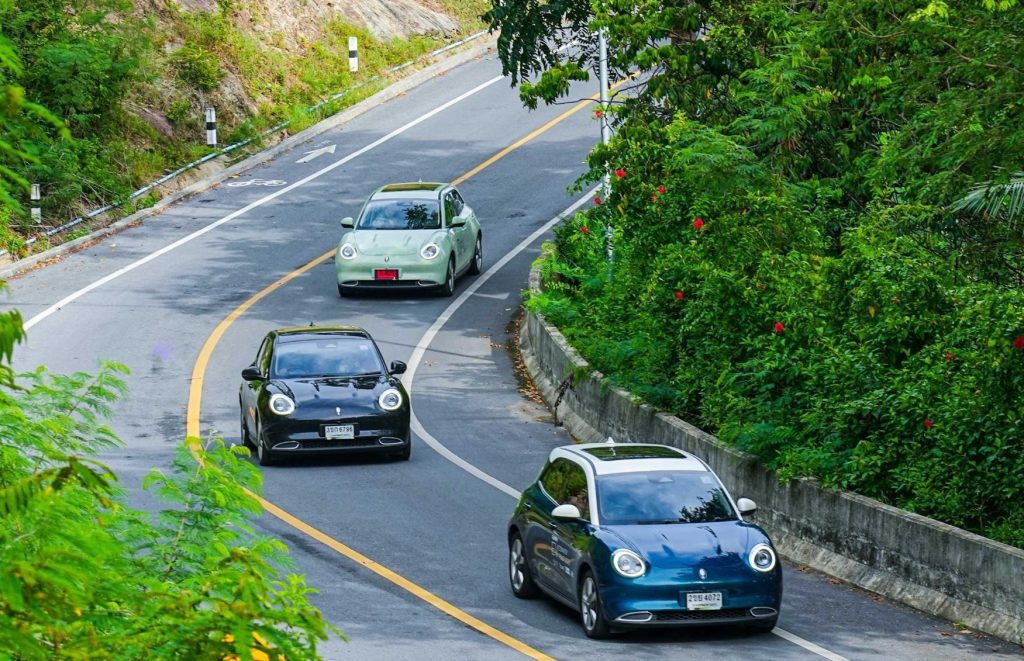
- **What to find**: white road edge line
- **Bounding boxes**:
[24,74,506,331]
[402,189,850,661]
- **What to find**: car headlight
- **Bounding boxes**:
[749,543,777,572]
[378,388,403,411]
[339,243,357,260]
[268,393,295,416]
[611,549,645,578]
[420,243,440,260]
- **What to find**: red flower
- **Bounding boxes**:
[945,351,953,362]
[594,109,603,119]
[1014,336,1024,350]
[615,168,625,178]
[594,196,602,205]
[773,321,785,334]
[693,218,704,231]
[581,226,590,235]
[924,418,934,430]
[674,290,684,301]
[651,193,658,201]
[658,185,666,194]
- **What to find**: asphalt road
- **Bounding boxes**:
[3,46,1020,660]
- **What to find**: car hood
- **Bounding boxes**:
[272,376,401,416]
[604,520,756,569]
[348,230,442,256]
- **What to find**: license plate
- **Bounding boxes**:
[685,592,723,611]
[375,268,399,280]
[324,424,355,440]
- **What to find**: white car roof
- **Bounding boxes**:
[554,443,710,476]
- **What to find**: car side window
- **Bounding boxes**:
[443,192,457,225]
[257,338,273,376]
[451,190,465,216]
[540,458,591,521]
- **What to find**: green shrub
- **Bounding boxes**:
[171,42,225,92]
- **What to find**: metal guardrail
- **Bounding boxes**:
[4,29,490,258]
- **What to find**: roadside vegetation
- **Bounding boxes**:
[0,0,487,256]
[487,0,1024,548]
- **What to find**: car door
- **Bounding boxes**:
[444,189,471,271]
[451,188,476,258]
[243,336,272,431]
[529,458,590,601]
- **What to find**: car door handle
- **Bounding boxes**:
[548,521,559,529]
[523,502,533,510]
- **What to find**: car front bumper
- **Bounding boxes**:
[599,566,782,628]
[335,255,447,289]
[262,414,410,454]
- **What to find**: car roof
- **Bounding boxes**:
[555,443,710,475]
[272,326,371,342]
[372,182,448,200]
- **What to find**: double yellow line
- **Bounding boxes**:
[186,86,611,659]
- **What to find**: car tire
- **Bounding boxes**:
[579,571,611,639]
[749,618,778,634]
[468,235,483,275]
[337,284,350,297]
[439,257,455,297]
[240,407,254,449]
[255,425,277,467]
[508,532,539,599]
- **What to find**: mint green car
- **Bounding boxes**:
[335,182,483,296]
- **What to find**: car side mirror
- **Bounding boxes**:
[552,504,582,520]
[736,497,757,516]
[450,217,466,228]
[241,366,265,381]
[341,216,354,228]
[389,360,407,375]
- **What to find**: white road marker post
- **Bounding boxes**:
[205,107,217,148]
[30,183,41,223]
[348,37,358,73]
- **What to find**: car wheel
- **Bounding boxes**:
[393,439,411,461]
[337,284,350,297]
[508,532,539,599]
[468,236,483,275]
[749,618,778,634]
[439,258,455,297]
[579,571,611,639]
[255,425,277,467]
[240,407,254,449]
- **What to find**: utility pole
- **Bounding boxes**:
[598,28,614,276]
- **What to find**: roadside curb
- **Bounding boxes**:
[0,34,497,281]
[519,258,1024,646]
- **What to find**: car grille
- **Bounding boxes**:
[654,608,749,622]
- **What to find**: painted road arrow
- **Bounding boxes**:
[295,144,336,163]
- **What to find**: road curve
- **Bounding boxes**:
[4,48,1019,660]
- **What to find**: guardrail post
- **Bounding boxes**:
[348,37,358,72]
[205,107,217,148]
[31,184,41,223]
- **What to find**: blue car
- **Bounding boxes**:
[507,441,782,638]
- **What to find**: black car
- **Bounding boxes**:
[239,326,411,465]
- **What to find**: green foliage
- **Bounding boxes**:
[171,42,225,92]
[0,294,337,656]
[504,0,1024,547]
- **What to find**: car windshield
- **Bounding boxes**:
[272,337,383,378]
[596,471,737,525]
[357,199,440,230]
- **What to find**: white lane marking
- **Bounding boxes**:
[402,189,850,661]
[24,74,506,331]
[773,628,849,660]
[225,178,288,187]
[296,144,336,163]
[403,188,598,498]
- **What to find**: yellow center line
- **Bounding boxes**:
[185,82,626,659]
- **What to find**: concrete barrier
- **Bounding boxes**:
[519,263,1024,645]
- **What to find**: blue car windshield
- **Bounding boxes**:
[358,199,441,230]
[596,471,737,525]
[272,338,384,378]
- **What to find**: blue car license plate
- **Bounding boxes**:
[684,591,723,610]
